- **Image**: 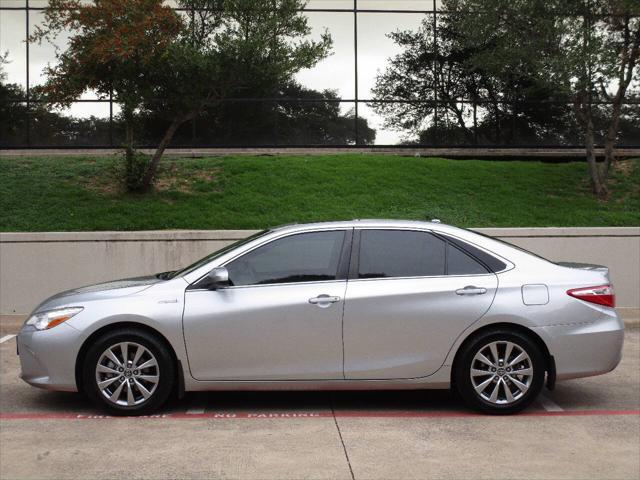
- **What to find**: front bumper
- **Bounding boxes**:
[535,312,624,381]
[17,323,82,392]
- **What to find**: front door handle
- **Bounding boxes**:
[309,295,341,307]
[455,286,487,296]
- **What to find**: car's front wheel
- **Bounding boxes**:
[455,329,546,414]
[83,329,175,415]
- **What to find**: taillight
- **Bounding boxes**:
[567,285,615,307]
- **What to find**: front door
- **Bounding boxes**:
[343,229,498,379]
[183,230,350,381]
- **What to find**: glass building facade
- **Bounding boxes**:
[1,0,638,148]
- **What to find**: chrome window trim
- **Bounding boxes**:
[347,273,495,283]
[182,222,516,286]
[186,279,348,292]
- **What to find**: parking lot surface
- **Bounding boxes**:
[0,318,638,480]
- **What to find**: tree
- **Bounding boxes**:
[373,0,640,196]
[567,1,640,195]
[275,83,375,145]
[461,0,640,197]
[136,0,333,191]
[1,53,113,147]
[32,0,332,192]
[2,43,374,150]
[31,0,184,189]
[140,81,375,146]
[372,0,573,146]
[133,81,375,146]
[0,53,27,146]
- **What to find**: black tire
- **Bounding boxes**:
[454,329,546,415]
[83,328,175,416]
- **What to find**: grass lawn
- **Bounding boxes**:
[0,154,638,231]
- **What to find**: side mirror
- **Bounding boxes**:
[205,267,230,289]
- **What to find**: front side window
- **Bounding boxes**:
[225,231,346,286]
[358,230,446,279]
[171,229,271,279]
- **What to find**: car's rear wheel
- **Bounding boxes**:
[455,329,545,414]
[83,329,175,415]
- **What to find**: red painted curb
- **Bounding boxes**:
[0,409,638,421]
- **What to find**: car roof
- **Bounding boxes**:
[269,219,473,236]
[270,219,452,233]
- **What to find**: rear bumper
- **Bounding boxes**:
[17,323,81,392]
[535,312,624,381]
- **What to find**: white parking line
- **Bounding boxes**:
[186,406,206,414]
[0,335,16,344]
[538,394,564,412]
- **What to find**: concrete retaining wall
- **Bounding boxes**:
[1,227,638,315]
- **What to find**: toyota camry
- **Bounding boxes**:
[17,220,624,415]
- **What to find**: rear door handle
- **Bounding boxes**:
[455,286,487,296]
[309,295,341,307]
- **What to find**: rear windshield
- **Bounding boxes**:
[464,229,553,263]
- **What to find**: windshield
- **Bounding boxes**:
[168,230,271,279]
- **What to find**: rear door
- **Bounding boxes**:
[343,229,498,379]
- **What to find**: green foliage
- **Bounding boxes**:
[29,0,336,191]
[140,0,334,189]
[146,0,333,121]
[30,0,186,190]
[372,0,639,147]
[30,0,184,109]
[372,0,575,143]
[1,155,638,231]
[445,0,639,103]
[0,58,374,148]
[137,82,375,146]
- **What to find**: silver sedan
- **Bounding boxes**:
[17,220,624,415]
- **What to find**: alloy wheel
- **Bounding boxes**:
[470,340,533,405]
[94,342,160,407]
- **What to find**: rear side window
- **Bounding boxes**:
[441,234,507,273]
[447,244,489,275]
[358,230,446,279]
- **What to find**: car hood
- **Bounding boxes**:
[32,275,162,313]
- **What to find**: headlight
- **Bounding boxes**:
[26,307,83,330]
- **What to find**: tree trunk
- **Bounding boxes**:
[584,115,607,198]
[140,116,187,192]
[123,105,135,171]
[603,59,636,178]
[602,13,639,182]
[603,101,623,178]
